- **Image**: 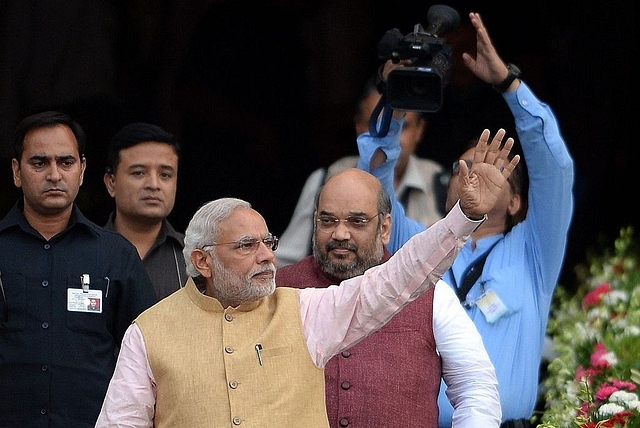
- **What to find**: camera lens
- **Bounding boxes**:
[388,67,443,112]
[406,77,431,96]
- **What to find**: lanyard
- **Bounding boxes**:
[455,240,500,303]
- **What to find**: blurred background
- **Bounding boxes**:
[0,0,633,290]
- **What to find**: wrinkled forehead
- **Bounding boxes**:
[23,125,80,156]
[319,178,378,215]
[217,208,269,240]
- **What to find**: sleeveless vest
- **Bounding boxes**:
[135,278,329,427]
[277,255,441,427]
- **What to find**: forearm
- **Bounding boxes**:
[506,81,574,278]
[357,116,426,252]
[95,324,156,427]
[301,202,483,366]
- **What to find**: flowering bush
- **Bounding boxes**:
[537,226,640,427]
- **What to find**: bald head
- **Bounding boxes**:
[320,168,383,212]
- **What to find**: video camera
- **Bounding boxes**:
[377,4,460,112]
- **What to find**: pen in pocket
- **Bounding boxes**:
[255,343,263,366]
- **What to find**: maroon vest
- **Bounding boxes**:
[276,254,441,428]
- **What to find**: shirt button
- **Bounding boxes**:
[43,244,51,250]
[41,280,49,287]
[341,350,351,358]
[225,313,234,322]
[229,381,238,389]
[225,346,234,354]
[41,366,48,372]
[40,408,47,415]
[41,322,49,329]
[339,417,350,427]
[340,381,351,390]
[232,416,242,425]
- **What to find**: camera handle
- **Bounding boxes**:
[368,92,393,138]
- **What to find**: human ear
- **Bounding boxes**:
[191,250,213,278]
[103,173,116,196]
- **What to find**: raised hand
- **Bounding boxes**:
[462,12,513,88]
[457,128,520,218]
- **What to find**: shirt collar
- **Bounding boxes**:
[0,200,95,237]
[396,155,429,195]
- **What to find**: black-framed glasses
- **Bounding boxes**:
[202,233,279,255]
[451,159,473,175]
[316,213,381,233]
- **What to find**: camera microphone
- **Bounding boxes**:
[424,4,461,37]
[377,28,404,61]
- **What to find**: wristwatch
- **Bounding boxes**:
[492,63,520,93]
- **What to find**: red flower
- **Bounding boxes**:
[582,283,612,309]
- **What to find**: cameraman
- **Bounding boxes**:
[363,12,574,428]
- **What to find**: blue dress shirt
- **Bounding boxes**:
[357,81,575,424]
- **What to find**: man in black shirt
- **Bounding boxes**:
[103,122,186,300]
[0,111,157,427]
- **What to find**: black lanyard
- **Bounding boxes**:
[455,240,500,303]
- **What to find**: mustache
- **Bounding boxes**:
[326,241,357,252]
[43,184,67,192]
[251,264,276,276]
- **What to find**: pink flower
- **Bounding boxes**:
[610,379,637,391]
[590,342,612,369]
[595,384,618,400]
[582,283,612,309]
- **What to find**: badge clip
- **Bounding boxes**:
[81,274,90,293]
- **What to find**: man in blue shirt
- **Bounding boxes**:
[358,12,574,428]
[0,111,157,427]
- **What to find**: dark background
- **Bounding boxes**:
[0,0,634,290]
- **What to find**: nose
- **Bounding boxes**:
[145,173,161,189]
[255,240,276,263]
[47,164,62,182]
[331,221,352,240]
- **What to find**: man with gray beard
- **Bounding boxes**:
[276,167,501,427]
[96,126,514,426]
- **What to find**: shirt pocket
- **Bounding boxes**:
[65,276,111,334]
[476,265,524,315]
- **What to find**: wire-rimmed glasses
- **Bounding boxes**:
[202,233,279,255]
[315,213,381,233]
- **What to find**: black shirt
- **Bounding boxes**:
[0,201,157,427]
[104,212,187,300]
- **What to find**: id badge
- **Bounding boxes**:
[475,289,507,323]
[67,288,103,313]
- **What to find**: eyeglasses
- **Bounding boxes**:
[202,233,279,255]
[451,159,473,175]
[316,213,381,232]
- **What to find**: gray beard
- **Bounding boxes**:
[312,233,384,281]
[211,256,275,306]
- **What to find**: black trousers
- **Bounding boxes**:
[500,419,533,428]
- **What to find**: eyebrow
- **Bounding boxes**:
[126,162,176,170]
[28,154,77,162]
[319,210,368,216]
